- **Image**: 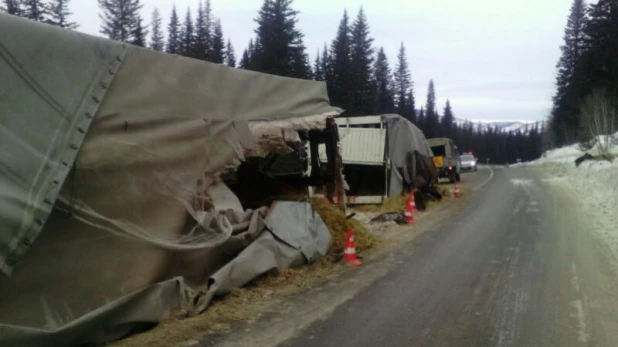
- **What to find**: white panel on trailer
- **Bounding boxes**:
[319,127,386,165]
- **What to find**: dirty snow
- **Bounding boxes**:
[529,133,618,259]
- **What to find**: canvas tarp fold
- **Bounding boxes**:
[382,114,434,197]
[0,13,127,276]
[0,202,332,347]
[206,201,332,298]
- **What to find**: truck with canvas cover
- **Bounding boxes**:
[427,137,461,183]
[313,115,437,204]
[0,13,341,347]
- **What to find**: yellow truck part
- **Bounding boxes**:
[433,156,444,168]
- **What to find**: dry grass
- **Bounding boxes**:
[309,197,378,253]
[352,204,383,212]
[379,194,410,213]
[594,153,616,162]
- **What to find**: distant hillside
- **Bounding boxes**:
[454,119,546,134]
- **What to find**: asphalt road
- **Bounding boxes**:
[279,166,618,347]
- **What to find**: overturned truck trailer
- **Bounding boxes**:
[0,14,342,347]
[315,115,437,204]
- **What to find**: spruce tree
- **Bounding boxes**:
[579,0,618,98]
[239,48,250,69]
[180,8,195,57]
[239,39,254,69]
[46,0,78,29]
[306,59,314,79]
[166,5,181,54]
[149,8,164,51]
[320,43,329,82]
[1,0,22,16]
[23,0,46,22]
[203,0,216,60]
[226,39,236,67]
[406,91,416,123]
[252,0,311,79]
[550,0,587,145]
[424,79,439,138]
[211,19,225,63]
[394,43,412,116]
[130,14,147,47]
[349,7,374,115]
[313,49,323,81]
[194,0,212,60]
[373,47,394,114]
[328,10,352,111]
[417,106,425,132]
[441,99,455,138]
[98,0,143,43]
[560,0,618,143]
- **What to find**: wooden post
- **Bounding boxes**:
[326,118,346,213]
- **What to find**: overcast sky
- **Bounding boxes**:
[70,0,576,122]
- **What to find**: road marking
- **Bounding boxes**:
[570,263,590,344]
[526,207,540,214]
[510,179,533,186]
[473,166,494,191]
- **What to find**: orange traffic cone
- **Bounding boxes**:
[408,190,419,213]
[454,182,462,198]
[404,194,416,224]
[343,227,363,266]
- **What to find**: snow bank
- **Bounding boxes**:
[531,144,583,166]
[532,136,618,258]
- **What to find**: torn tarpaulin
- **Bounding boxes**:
[195,201,332,313]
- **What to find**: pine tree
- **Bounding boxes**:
[328,10,352,111]
[373,47,394,114]
[550,0,587,145]
[424,79,439,138]
[394,43,412,116]
[194,0,212,60]
[225,39,236,67]
[179,8,195,57]
[348,7,374,115]
[441,99,455,138]
[23,0,46,22]
[313,49,323,81]
[131,14,147,47]
[166,5,181,54]
[252,0,311,79]
[1,0,22,16]
[46,0,78,29]
[210,19,225,63]
[98,0,143,43]
[150,8,164,51]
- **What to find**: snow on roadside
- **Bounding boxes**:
[530,135,618,258]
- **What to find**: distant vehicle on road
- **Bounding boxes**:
[427,137,461,183]
[460,153,478,172]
